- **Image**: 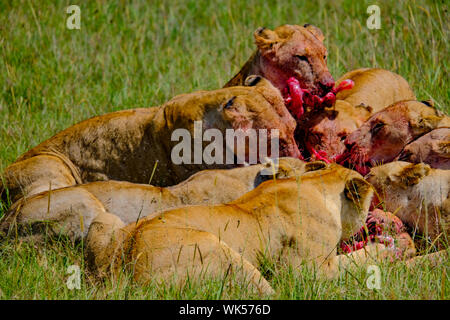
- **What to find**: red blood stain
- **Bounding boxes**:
[340,209,404,254]
[283,78,354,121]
[305,141,331,163]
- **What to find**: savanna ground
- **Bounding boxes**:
[0,0,448,299]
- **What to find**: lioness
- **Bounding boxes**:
[334,68,416,113]
[343,100,450,175]
[85,164,388,295]
[297,68,416,161]
[224,24,335,97]
[396,128,450,169]
[0,77,300,204]
[366,161,449,243]
[1,158,312,240]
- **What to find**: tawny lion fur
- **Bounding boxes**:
[1,158,310,240]
[0,77,300,203]
[367,161,449,243]
[225,24,335,96]
[345,100,450,173]
[299,68,416,159]
[85,164,394,295]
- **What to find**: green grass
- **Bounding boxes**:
[0,0,448,299]
[0,238,447,299]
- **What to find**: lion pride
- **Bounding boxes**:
[85,164,394,295]
[0,77,300,205]
[0,158,311,241]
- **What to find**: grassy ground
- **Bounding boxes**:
[0,0,448,299]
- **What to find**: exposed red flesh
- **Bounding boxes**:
[355,164,371,176]
[305,141,331,163]
[340,209,404,256]
[334,150,351,164]
[284,77,355,161]
[283,78,354,121]
[331,79,355,95]
[284,78,305,119]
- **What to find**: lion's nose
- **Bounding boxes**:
[319,76,335,93]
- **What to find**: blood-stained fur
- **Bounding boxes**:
[343,100,449,175]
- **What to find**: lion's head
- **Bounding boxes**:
[396,128,450,170]
[297,100,372,161]
[366,161,449,242]
[253,24,334,96]
[342,100,449,175]
[167,75,301,164]
[304,163,374,239]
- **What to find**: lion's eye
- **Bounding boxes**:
[296,55,308,62]
[371,122,385,135]
[323,55,327,60]
[223,96,236,109]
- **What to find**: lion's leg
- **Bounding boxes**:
[338,243,390,265]
[85,212,126,276]
[322,243,390,276]
[2,155,79,202]
[1,186,106,241]
[125,226,275,296]
[405,250,448,268]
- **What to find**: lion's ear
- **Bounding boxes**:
[244,75,262,87]
[253,167,278,188]
[421,100,435,108]
[253,160,292,188]
[344,177,373,207]
[244,75,275,90]
[303,24,325,42]
[390,163,430,189]
[304,161,327,172]
[254,27,279,50]
[421,99,446,117]
[411,115,445,134]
